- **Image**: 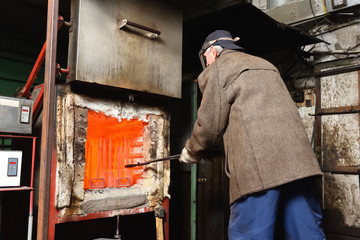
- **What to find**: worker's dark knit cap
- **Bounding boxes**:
[201,30,243,51]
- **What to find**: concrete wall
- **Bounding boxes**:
[0,52,44,97]
[311,19,360,237]
[253,1,360,238]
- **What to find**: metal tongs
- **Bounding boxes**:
[125,154,180,168]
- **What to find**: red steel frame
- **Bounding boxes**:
[163,197,170,240]
[47,151,170,239]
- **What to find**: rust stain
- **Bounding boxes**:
[322,120,358,167]
[84,110,147,189]
[324,174,360,228]
[322,124,341,167]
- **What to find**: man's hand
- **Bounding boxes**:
[179,147,198,164]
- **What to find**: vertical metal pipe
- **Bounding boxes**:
[190,80,198,240]
[315,78,322,165]
[163,197,170,240]
[314,77,324,208]
[27,137,37,240]
[37,0,59,239]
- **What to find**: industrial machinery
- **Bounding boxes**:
[0,16,68,240]
[0,96,33,134]
[35,0,182,239]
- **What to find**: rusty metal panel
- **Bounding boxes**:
[312,17,360,238]
[320,71,360,167]
[68,0,182,98]
[322,114,360,168]
[323,173,360,233]
[321,72,359,108]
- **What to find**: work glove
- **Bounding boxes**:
[179,147,199,164]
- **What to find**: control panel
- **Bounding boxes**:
[7,158,18,176]
[0,96,33,134]
[0,151,22,187]
[20,105,31,124]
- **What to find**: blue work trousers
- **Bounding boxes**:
[228,177,326,240]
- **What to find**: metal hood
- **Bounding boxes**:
[265,0,360,25]
[183,2,322,73]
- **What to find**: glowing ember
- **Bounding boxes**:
[84,110,146,189]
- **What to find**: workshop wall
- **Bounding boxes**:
[252,2,360,239]
[311,19,360,238]
[0,53,44,97]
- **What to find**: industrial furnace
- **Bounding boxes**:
[46,0,182,238]
[54,92,171,215]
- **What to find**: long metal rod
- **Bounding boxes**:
[190,80,198,240]
[294,64,360,79]
[321,166,360,174]
[18,43,46,98]
[37,0,59,239]
[310,105,360,116]
[124,154,180,168]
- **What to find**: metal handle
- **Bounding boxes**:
[197,178,207,183]
[125,154,180,168]
[119,19,160,39]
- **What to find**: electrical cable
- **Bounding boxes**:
[307,0,360,67]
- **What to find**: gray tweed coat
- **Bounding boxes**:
[187,49,322,204]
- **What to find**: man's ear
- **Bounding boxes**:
[210,46,218,57]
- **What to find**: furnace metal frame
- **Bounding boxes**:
[38,1,171,238]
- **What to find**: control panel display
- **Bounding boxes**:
[20,105,31,124]
[7,158,18,176]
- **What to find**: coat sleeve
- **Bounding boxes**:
[188,65,231,155]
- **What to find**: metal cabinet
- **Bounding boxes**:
[0,135,36,240]
[67,0,183,98]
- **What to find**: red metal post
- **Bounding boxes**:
[29,137,37,216]
[32,84,44,119]
[163,197,170,240]
[48,140,58,240]
[37,0,59,239]
[28,137,37,240]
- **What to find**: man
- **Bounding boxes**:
[179,30,326,240]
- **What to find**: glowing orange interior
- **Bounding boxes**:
[84,110,146,189]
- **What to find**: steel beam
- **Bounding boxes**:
[37,0,58,239]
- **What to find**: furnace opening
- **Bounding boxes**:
[84,110,147,189]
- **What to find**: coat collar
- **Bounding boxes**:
[197,49,240,93]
